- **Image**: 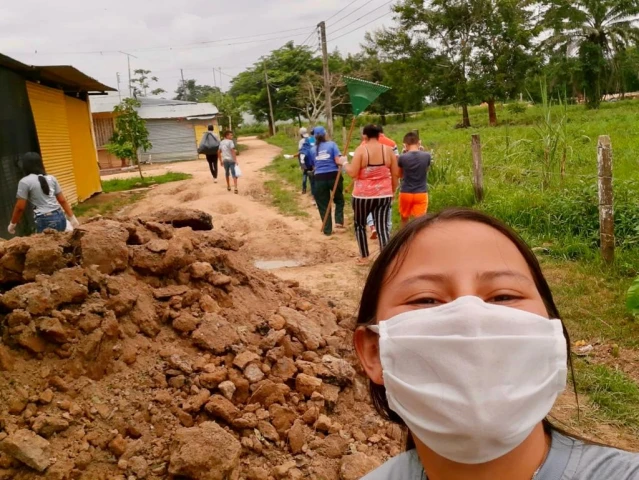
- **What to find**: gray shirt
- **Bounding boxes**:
[16,174,63,215]
[220,139,236,163]
[398,151,431,194]
[363,431,639,480]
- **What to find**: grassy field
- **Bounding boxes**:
[101,172,192,193]
[265,100,639,438]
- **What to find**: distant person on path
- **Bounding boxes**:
[398,131,431,227]
[313,126,345,236]
[362,125,398,240]
[341,124,399,263]
[198,125,221,182]
[219,131,239,194]
[8,152,80,235]
[295,127,316,195]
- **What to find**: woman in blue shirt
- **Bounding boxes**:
[312,126,345,236]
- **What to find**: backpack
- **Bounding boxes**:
[299,138,315,170]
[198,132,220,155]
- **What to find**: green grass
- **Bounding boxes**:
[575,361,639,430]
[101,172,192,193]
[262,179,309,218]
[73,192,146,218]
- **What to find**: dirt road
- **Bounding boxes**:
[117,137,367,313]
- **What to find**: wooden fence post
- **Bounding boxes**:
[471,134,484,202]
[598,135,615,263]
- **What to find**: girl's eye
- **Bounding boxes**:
[489,294,521,303]
[406,297,440,306]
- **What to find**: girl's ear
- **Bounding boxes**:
[354,327,384,385]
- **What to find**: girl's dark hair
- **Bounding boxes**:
[315,134,327,155]
[363,124,382,140]
[22,152,51,195]
[357,208,578,450]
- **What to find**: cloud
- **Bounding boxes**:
[0,0,394,94]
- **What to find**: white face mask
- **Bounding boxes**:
[369,296,567,465]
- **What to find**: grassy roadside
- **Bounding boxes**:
[263,129,639,443]
[73,192,146,218]
[101,172,192,193]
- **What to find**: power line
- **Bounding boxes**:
[325,0,365,23]
[326,0,369,29]
[329,10,394,42]
[327,0,394,37]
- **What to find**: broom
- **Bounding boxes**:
[320,77,391,233]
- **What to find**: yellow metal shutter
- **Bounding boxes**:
[194,123,221,160]
[26,82,78,205]
[65,96,102,201]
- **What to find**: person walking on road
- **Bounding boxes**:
[8,152,80,235]
[198,125,221,182]
[219,131,239,194]
[398,131,431,227]
[340,124,399,263]
[295,127,316,195]
[313,126,345,236]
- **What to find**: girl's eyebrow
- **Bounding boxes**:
[397,270,532,288]
[477,270,533,284]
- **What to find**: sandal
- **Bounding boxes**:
[227,187,231,192]
[335,224,346,231]
[234,189,239,194]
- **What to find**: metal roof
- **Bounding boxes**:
[90,90,218,118]
[0,53,115,93]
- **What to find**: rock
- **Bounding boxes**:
[169,422,241,480]
[31,416,69,438]
[190,262,214,280]
[168,354,193,375]
[295,374,323,397]
[183,389,211,413]
[146,239,169,253]
[319,355,356,386]
[199,368,228,389]
[272,461,296,480]
[109,435,128,457]
[319,434,349,459]
[321,384,341,410]
[9,397,28,415]
[340,453,382,480]
[279,306,325,351]
[172,313,201,334]
[302,406,320,425]
[38,389,54,405]
[17,330,47,354]
[127,292,160,338]
[37,317,69,343]
[257,421,279,442]
[247,466,270,480]
[22,238,67,281]
[153,285,189,300]
[75,451,92,470]
[269,404,297,436]
[77,220,129,274]
[250,380,290,407]
[244,363,265,383]
[0,345,14,371]
[129,455,148,478]
[218,381,236,400]
[105,277,139,316]
[0,429,51,472]
[288,420,308,454]
[268,314,286,331]
[204,395,240,423]
[272,357,297,380]
[232,413,258,429]
[140,208,213,231]
[233,351,260,370]
[260,329,287,350]
[192,314,240,354]
[315,415,332,433]
[199,294,220,313]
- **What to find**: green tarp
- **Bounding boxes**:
[343,76,391,116]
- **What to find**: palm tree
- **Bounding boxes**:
[543,0,639,108]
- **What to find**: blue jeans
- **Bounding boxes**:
[367,205,392,233]
[223,161,237,178]
[35,209,67,233]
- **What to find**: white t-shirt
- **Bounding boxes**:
[220,139,236,163]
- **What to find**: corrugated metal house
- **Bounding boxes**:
[0,53,114,239]
[91,93,219,168]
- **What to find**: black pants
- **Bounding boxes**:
[206,150,219,179]
[352,196,393,258]
[314,173,344,236]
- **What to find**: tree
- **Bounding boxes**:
[543,0,639,108]
[295,71,347,126]
[105,98,152,179]
[175,80,219,102]
[131,69,166,97]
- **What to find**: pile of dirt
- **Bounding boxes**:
[0,210,402,480]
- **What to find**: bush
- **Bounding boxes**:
[506,102,529,115]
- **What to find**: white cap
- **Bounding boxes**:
[300,127,309,137]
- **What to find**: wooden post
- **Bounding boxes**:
[343,126,347,147]
[471,134,484,202]
[598,135,614,263]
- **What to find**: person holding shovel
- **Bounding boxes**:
[8,152,79,235]
[313,126,345,236]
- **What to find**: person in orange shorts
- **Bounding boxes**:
[398,131,432,227]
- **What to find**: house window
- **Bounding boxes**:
[94,118,114,147]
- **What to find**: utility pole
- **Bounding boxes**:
[180,69,185,86]
[119,51,137,98]
[318,21,334,137]
[212,68,217,88]
[264,61,276,136]
[116,73,122,100]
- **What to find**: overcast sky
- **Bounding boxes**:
[0,0,395,95]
